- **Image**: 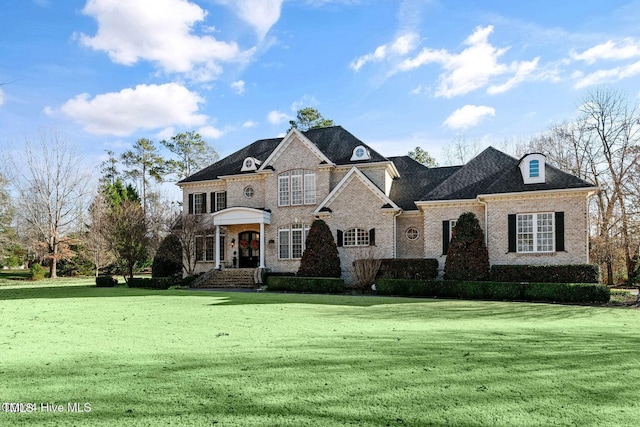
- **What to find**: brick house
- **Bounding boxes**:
[177,126,597,283]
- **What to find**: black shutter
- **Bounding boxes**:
[210,192,215,212]
[442,221,450,255]
[188,194,194,214]
[555,211,565,252]
[337,230,343,247]
[369,228,376,246]
[508,214,517,253]
[202,193,207,213]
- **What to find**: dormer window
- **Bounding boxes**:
[241,157,261,172]
[519,153,546,184]
[529,160,540,178]
[350,145,371,161]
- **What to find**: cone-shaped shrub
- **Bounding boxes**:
[297,219,341,277]
[444,212,489,281]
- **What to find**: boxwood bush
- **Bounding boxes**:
[127,277,174,290]
[266,276,344,294]
[96,275,118,287]
[491,264,599,283]
[376,278,609,304]
[376,258,439,280]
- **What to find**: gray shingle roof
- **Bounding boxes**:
[421,147,594,201]
[177,126,388,184]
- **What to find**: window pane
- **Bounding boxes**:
[196,236,204,261]
[530,160,540,178]
[205,236,215,261]
[292,224,303,258]
[537,213,554,251]
[358,228,369,246]
[344,228,368,246]
[304,172,316,204]
[278,174,290,206]
[291,170,303,205]
[194,193,204,214]
[215,192,226,211]
[279,229,290,259]
[517,214,533,252]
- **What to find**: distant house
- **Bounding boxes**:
[177,126,597,283]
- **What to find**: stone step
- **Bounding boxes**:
[193,268,256,288]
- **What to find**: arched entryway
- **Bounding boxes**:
[238,231,260,268]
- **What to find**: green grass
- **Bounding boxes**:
[0,279,639,426]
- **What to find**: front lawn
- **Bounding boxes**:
[0,282,639,426]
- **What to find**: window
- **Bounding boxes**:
[193,193,206,214]
[517,213,554,253]
[449,219,457,241]
[278,224,310,259]
[244,186,254,199]
[344,228,369,247]
[529,160,540,178]
[278,170,316,206]
[196,232,225,261]
[405,227,419,241]
[213,191,226,212]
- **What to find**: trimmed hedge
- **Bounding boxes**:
[127,277,174,290]
[266,276,344,294]
[96,275,118,287]
[376,278,610,304]
[491,264,599,283]
[376,258,439,280]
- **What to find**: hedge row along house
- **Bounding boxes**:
[176,126,597,284]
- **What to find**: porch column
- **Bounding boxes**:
[259,222,265,268]
[215,225,221,269]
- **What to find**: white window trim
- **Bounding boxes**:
[214,191,226,212]
[516,212,555,253]
[193,193,205,215]
[196,232,225,262]
[449,219,457,241]
[278,170,316,207]
[278,224,310,259]
[405,227,419,241]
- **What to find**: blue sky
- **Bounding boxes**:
[2,0,640,173]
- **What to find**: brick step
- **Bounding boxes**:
[192,268,256,288]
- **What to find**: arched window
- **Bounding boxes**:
[344,228,369,247]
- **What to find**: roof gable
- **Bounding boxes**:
[315,167,400,214]
[260,128,334,170]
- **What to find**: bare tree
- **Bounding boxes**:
[172,213,204,276]
[442,135,484,165]
[2,130,91,278]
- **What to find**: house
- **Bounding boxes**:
[176,126,597,283]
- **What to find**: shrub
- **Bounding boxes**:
[375,278,609,304]
[29,263,46,281]
[491,264,600,283]
[266,276,344,294]
[297,219,341,278]
[353,256,382,289]
[58,255,96,277]
[152,234,183,279]
[96,275,118,287]
[377,258,439,280]
[444,212,489,281]
[127,277,174,290]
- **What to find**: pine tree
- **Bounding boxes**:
[297,219,341,277]
[444,212,489,281]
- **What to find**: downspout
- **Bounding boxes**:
[393,210,402,259]
[477,197,488,247]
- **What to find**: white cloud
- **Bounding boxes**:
[350,33,419,71]
[573,60,640,88]
[243,120,258,128]
[198,125,224,139]
[396,25,538,98]
[443,105,495,130]
[58,83,207,136]
[231,80,246,95]
[217,0,283,40]
[78,0,253,81]
[571,38,640,64]
[267,110,290,124]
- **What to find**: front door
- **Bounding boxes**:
[238,231,260,268]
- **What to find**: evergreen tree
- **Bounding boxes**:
[444,212,489,281]
[297,219,341,277]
